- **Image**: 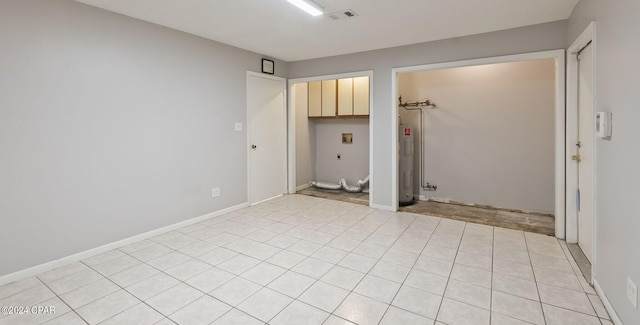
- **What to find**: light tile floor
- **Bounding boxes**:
[0,195,611,324]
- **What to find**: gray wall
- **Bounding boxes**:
[569,1,640,323]
[314,119,370,185]
[398,59,556,213]
[0,0,287,277]
[293,83,316,188]
[289,21,568,209]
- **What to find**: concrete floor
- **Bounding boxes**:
[297,187,555,236]
[297,187,369,206]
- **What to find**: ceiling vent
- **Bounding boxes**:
[327,9,358,20]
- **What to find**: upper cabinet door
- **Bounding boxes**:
[321,80,337,117]
[353,76,370,116]
[337,78,353,116]
[308,81,322,117]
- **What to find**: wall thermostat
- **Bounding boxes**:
[595,111,612,138]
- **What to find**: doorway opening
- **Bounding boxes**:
[392,50,566,236]
[288,71,373,207]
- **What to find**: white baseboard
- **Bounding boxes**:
[0,202,249,287]
[251,195,284,206]
[593,278,623,325]
[371,203,396,212]
[296,183,311,191]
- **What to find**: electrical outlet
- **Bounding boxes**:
[234,123,243,131]
[211,188,220,198]
[628,277,638,309]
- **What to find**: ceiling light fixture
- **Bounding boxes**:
[286,0,323,16]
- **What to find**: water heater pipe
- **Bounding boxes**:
[399,97,437,191]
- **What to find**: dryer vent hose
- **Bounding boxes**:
[310,175,370,193]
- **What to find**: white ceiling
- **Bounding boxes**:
[75,0,579,62]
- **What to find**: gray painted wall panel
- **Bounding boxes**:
[0,0,287,277]
[314,120,370,185]
[568,1,640,323]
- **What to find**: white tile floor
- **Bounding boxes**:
[0,195,612,325]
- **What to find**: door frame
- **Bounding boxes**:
[246,71,288,205]
[567,22,596,270]
[287,70,374,205]
[390,50,567,238]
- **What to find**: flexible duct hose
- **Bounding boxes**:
[340,179,363,193]
[357,175,370,187]
[310,175,370,193]
[309,181,342,190]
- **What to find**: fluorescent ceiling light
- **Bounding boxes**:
[286,0,323,16]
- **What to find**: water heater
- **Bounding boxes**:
[399,125,414,205]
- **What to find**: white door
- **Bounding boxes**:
[576,42,594,262]
[247,73,287,204]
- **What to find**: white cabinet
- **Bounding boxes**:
[308,81,322,117]
[337,78,354,116]
[306,76,369,118]
[353,76,370,116]
[321,80,337,117]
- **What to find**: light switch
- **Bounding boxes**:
[234,123,243,131]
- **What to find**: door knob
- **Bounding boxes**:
[251,144,257,150]
[572,155,581,162]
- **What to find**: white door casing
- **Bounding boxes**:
[247,72,287,205]
[577,42,595,263]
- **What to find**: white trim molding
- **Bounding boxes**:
[390,70,399,211]
[0,202,249,287]
[370,203,396,212]
[594,279,623,325]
